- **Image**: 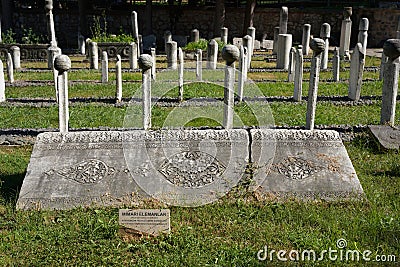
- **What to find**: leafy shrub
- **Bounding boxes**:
[184,39,229,52]
[90,14,135,43]
[1,29,16,44]
[21,28,45,44]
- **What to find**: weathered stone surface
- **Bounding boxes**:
[232,37,242,48]
[17,130,249,209]
[348,43,365,101]
[277,34,292,70]
[97,42,131,58]
[251,129,364,200]
[310,38,325,56]
[222,44,239,65]
[138,54,153,71]
[369,125,400,150]
[54,54,71,73]
[383,39,400,61]
[119,209,170,236]
[261,40,273,50]
[302,24,311,55]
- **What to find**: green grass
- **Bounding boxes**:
[0,135,399,266]
[0,53,399,266]
[0,101,398,129]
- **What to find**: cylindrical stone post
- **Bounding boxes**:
[138,54,153,130]
[196,49,202,81]
[10,46,20,69]
[288,47,296,82]
[293,46,303,102]
[380,53,388,81]
[0,60,5,102]
[277,34,292,70]
[54,55,71,133]
[279,6,288,34]
[339,7,352,59]
[238,45,248,102]
[116,55,122,103]
[89,42,99,70]
[332,47,340,82]
[129,42,138,69]
[166,41,178,70]
[247,26,256,58]
[164,31,172,53]
[85,38,91,58]
[191,29,200,43]
[78,33,85,55]
[222,45,239,129]
[273,27,280,55]
[6,53,13,83]
[151,48,156,80]
[243,35,252,69]
[131,11,139,43]
[178,48,184,101]
[358,18,369,52]
[348,43,365,101]
[45,0,57,47]
[138,35,143,55]
[306,38,325,130]
[320,23,331,70]
[101,51,108,83]
[207,39,218,70]
[47,45,61,70]
[221,27,228,44]
[302,24,311,56]
[380,39,400,126]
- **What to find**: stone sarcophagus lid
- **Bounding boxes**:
[0,44,49,60]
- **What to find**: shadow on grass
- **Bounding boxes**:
[0,173,25,205]
[352,132,384,154]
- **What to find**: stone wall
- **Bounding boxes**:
[10,7,400,51]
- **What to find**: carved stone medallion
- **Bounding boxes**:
[46,159,116,184]
[158,150,226,188]
[271,157,321,180]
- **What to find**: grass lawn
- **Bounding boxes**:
[0,53,398,266]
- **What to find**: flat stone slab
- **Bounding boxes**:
[250,129,364,200]
[369,125,400,150]
[17,130,249,210]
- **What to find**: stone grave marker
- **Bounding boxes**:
[369,125,400,150]
[17,129,249,209]
[293,46,303,101]
[306,38,325,130]
[277,34,292,70]
[348,43,365,101]
[340,7,352,59]
[138,54,153,130]
[380,39,400,126]
[222,45,239,129]
[302,24,311,56]
[250,129,364,200]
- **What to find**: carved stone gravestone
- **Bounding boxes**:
[17,129,249,209]
[250,129,364,200]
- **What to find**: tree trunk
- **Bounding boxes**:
[243,0,256,36]
[213,0,225,38]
